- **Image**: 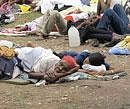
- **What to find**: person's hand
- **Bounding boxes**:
[97,15,102,19]
[128,24,130,28]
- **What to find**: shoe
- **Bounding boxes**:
[42,34,49,39]
[83,39,99,47]
[91,39,99,47]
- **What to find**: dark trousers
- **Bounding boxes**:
[79,27,113,43]
[96,4,129,35]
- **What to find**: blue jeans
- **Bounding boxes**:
[80,0,90,5]
[109,47,130,55]
[96,4,129,35]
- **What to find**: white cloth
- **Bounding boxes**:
[32,54,60,73]
[82,64,106,72]
[36,0,83,14]
[15,47,56,72]
[66,12,89,22]
[0,40,14,48]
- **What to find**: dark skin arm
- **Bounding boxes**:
[28,65,80,82]
[28,72,45,79]
[45,65,80,83]
[77,15,99,29]
[78,69,105,76]
[78,68,124,76]
[97,0,111,16]
[53,65,79,80]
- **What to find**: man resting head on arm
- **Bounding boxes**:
[28,55,80,84]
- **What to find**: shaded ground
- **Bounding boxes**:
[0,36,130,109]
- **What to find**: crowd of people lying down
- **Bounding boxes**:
[0,40,126,85]
[1,0,130,47]
[0,0,129,85]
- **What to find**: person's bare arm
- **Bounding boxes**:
[28,71,45,79]
[78,67,124,76]
[45,65,80,83]
[97,0,111,16]
[78,69,105,76]
[104,69,124,75]
[128,24,130,28]
[97,0,102,15]
[15,25,28,32]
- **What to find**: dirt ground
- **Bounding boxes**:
[0,36,130,109]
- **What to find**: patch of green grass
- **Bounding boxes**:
[3,12,42,28]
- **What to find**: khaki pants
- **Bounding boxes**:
[38,10,67,35]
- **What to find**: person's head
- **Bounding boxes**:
[54,55,76,73]
[83,52,105,66]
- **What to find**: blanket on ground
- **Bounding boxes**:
[59,71,127,82]
[0,28,27,36]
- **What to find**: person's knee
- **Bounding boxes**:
[113,4,122,10]
[49,10,61,19]
[51,10,60,16]
[104,9,114,16]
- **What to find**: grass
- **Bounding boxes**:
[3,11,42,28]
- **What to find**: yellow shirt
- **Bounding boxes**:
[117,36,130,50]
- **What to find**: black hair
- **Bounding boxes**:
[88,52,105,66]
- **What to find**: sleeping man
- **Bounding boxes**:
[13,46,79,84]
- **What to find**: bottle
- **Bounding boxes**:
[68,23,80,47]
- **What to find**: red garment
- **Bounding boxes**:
[63,55,76,69]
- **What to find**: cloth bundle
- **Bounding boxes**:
[0,46,15,59]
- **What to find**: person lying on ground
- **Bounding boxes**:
[28,55,79,84]
[13,46,79,84]
[14,9,90,38]
[79,52,123,76]
[95,4,130,47]
[14,9,121,46]
[97,4,130,35]
[54,50,110,70]
[58,52,124,82]
[14,5,128,46]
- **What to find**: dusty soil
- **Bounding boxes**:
[0,36,130,109]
